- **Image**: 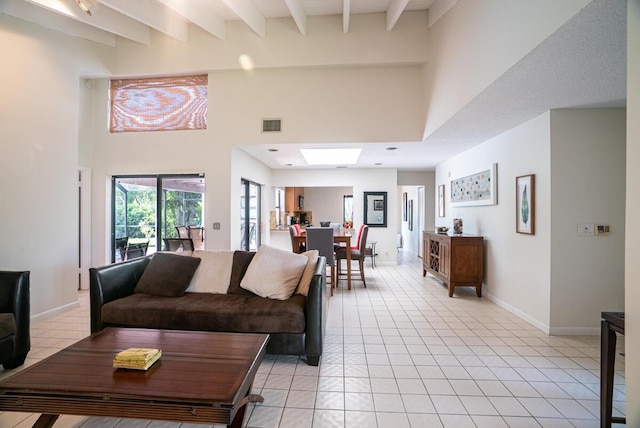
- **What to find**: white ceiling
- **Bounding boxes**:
[2,0,626,171]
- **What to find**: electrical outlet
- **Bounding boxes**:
[212,222,221,230]
[595,225,611,235]
[577,223,594,237]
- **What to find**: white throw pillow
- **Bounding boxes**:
[186,250,234,293]
[295,250,319,296]
[240,245,308,300]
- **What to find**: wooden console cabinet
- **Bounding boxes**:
[422,231,484,297]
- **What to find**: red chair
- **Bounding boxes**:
[336,225,369,288]
[289,225,306,253]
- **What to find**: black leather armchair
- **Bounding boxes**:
[0,271,30,369]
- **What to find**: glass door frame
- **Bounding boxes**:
[240,179,261,251]
[111,173,204,263]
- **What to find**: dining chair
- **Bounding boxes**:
[305,227,336,295]
[289,225,305,253]
[175,226,189,239]
[124,240,149,260]
[115,237,128,261]
[163,238,195,252]
[336,225,369,288]
[188,226,205,250]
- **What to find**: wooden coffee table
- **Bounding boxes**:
[0,328,269,428]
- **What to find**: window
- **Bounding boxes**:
[109,75,208,133]
[343,195,353,227]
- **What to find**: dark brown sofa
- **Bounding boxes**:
[89,251,328,365]
[0,271,30,370]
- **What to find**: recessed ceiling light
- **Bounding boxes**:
[300,148,362,165]
[375,162,382,166]
[285,163,293,166]
[386,147,398,151]
[336,166,348,169]
[268,148,278,152]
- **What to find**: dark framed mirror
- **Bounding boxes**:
[364,191,387,227]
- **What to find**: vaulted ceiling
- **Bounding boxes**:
[1,0,627,170]
[4,0,436,46]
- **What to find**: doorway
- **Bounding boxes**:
[111,174,205,262]
[240,179,261,251]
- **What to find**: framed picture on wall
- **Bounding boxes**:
[516,174,535,234]
[364,191,387,227]
[438,185,445,217]
[408,199,414,231]
[403,192,408,221]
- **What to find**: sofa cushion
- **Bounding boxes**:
[187,250,234,293]
[227,251,257,296]
[101,292,306,334]
[296,250,319,296]
[0,314,15,341]
[241,245,308,300]
[134,252,201,297]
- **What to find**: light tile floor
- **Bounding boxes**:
[0,251,626,427]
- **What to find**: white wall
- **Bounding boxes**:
[549,109,626,333]
[398,171,436,255]
[398,185,421,255]
[0,15,111,316]
[112,12,429,75]
[88,64,423,263]
[303,187,353,226]
[625,0,640,422]
[230,147,273,250]
[272,168,398,264]
[423,0,591,139]
[437,113,552,330]
[436,108,626,333]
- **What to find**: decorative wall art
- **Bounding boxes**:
[450,163,498,206]
[403,192,408,221]
[408,200,414,231]
[438,185,445,217]
[364,191,387,227]
[516,174,535,234]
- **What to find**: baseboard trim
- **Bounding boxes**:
[484,292,601,336]
[31,300,80,322]
[548,326,600,336]
[483,292,550,334]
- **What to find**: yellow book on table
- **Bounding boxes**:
[113,348,161,370]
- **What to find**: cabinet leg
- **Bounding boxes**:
[448,284,454,297]
[476,285,482,297]
[422,269,426,277]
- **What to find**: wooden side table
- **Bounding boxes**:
[600,311,625,428]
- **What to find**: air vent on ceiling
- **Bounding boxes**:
[262,119,282,133]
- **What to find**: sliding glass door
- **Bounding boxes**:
[112,174,204,262]
[240,179,261,251]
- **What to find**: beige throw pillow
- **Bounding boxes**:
[240,245,308,300]
[295,250,319,296]
[187,250,234,293]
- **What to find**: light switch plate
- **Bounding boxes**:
[577,223,594,237]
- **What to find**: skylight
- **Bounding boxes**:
[300,148,362,165]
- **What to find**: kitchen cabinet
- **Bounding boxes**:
[285,187,305,211]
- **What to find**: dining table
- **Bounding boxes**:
[293,229,353,290]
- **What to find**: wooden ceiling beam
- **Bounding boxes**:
[99,0,189,41]
[221,0,266,38]
[387,0,410,31]
[157,0,226,40]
